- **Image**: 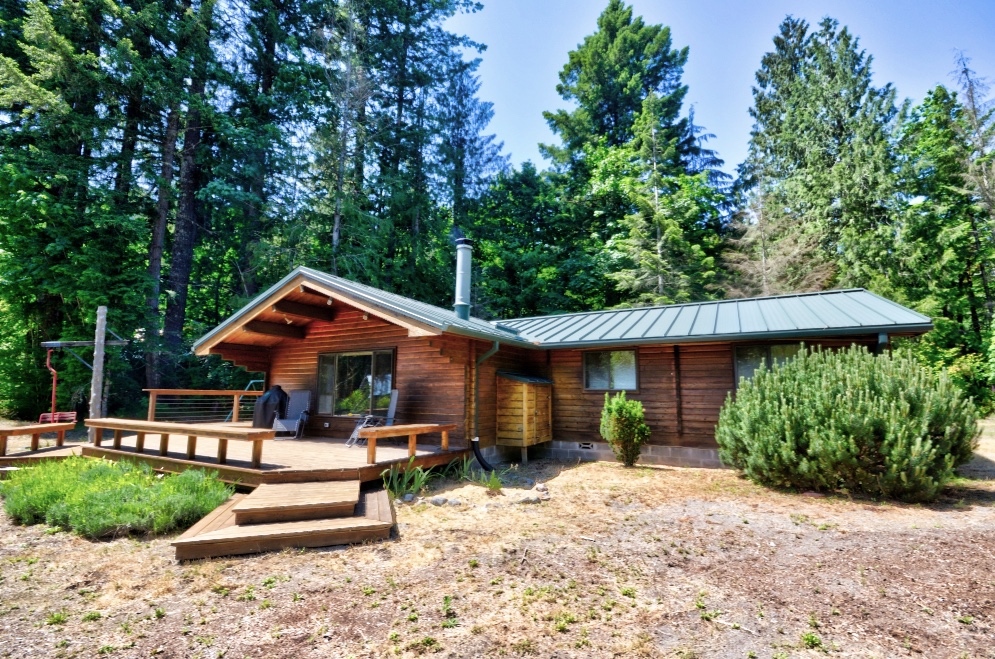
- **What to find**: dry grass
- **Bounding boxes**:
[1,451,993,658]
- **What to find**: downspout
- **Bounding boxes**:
[472,340,500,471]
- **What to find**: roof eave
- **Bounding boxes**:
[440,325,538,349]
[192,268,310,355]
[525,323,934,350]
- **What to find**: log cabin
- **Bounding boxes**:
[192,240,933,468]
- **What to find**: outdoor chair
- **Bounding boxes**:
[273,389,311,439]
[345,389,398,446]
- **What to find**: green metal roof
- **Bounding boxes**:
[193,268,932,355]
[496,371,554,384]
[494,289,932,348]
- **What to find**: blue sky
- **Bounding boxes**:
[445,0,995,178]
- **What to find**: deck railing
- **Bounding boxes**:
[145,389,265,424]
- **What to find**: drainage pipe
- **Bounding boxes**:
[472,340,500,472]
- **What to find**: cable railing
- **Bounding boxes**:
[144,388,265,424]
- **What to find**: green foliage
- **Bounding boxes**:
[381,458,435,498]
[599,391,651,467]
[716,346,979,502]
[0,457,232,539]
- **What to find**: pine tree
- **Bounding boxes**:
[736,17,899,290]
[541,0,689,175]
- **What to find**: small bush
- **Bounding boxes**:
[716,346,979,502]
[0,457,233,538]
[600,391,651,467]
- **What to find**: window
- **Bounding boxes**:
[583,350,637,390]
[734,344,800,385]
[316,350,394,416]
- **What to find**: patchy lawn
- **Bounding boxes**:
[0,435,993,657]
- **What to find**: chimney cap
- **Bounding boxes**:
[455,237,473,247]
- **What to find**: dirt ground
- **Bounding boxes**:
[0,426,993,658]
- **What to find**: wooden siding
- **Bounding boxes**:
[496,378,553,447]
[267,305,471,444]
[471,342,541,449]
[548,337,881,449]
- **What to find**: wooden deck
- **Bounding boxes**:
[232,481,359,524]
[172,487,394,560]
[0,444,80,471]
[81,424,467,484]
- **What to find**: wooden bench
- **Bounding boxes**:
[84,418,276,469]
[0,422,75,456]
[357,423,457,464]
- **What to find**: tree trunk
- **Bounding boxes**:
[145,107,179,387]
[163,0,213,349]
[163,79,205,349]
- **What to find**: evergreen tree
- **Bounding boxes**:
[541,0,689,177]
[467,163,605,317]
[735,17,899,290]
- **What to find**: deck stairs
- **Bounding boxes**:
[171,480,394,560]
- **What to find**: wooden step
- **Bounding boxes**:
[172,489,394,560]
[232,481,360,524]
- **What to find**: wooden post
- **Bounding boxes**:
[408,433,417,458]
[135,432,145,453]
[367,437,377,465]
[250,440,263,469]
[441,430,449,452]
[521,383,528,447]
[231,395,240,423]
[0,436,6,457]
[158,433,169,456]
[147,391,158,422]
[87,306,107,444]
[56,429,65,448]
[30,432,40,451]
[217,438,228,464]
[674,345,683,439]
[186,435,197,460]
[112,429,123,450]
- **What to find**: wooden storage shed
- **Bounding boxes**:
[496,372,553,462]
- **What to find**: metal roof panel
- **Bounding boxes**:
[689,303,718,335]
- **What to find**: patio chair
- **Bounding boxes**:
[345,389,398,447]
[273,389,311,439]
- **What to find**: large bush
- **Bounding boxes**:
[600,391,651,467]
[0,457,232,538]
[716,346,979,502]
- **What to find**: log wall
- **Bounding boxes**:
[548,337,880,448]
[267,305,471,444]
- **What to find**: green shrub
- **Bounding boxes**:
[716,346,979,502]
[0,457,233,538]
[381,457,435,498]
[599,391,651,467]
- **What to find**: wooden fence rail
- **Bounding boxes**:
[143,389,265,423]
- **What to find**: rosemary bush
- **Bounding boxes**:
[0,457,232,538]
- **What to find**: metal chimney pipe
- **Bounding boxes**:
[454,237,473,320]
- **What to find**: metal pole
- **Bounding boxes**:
[87,306,107,443]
